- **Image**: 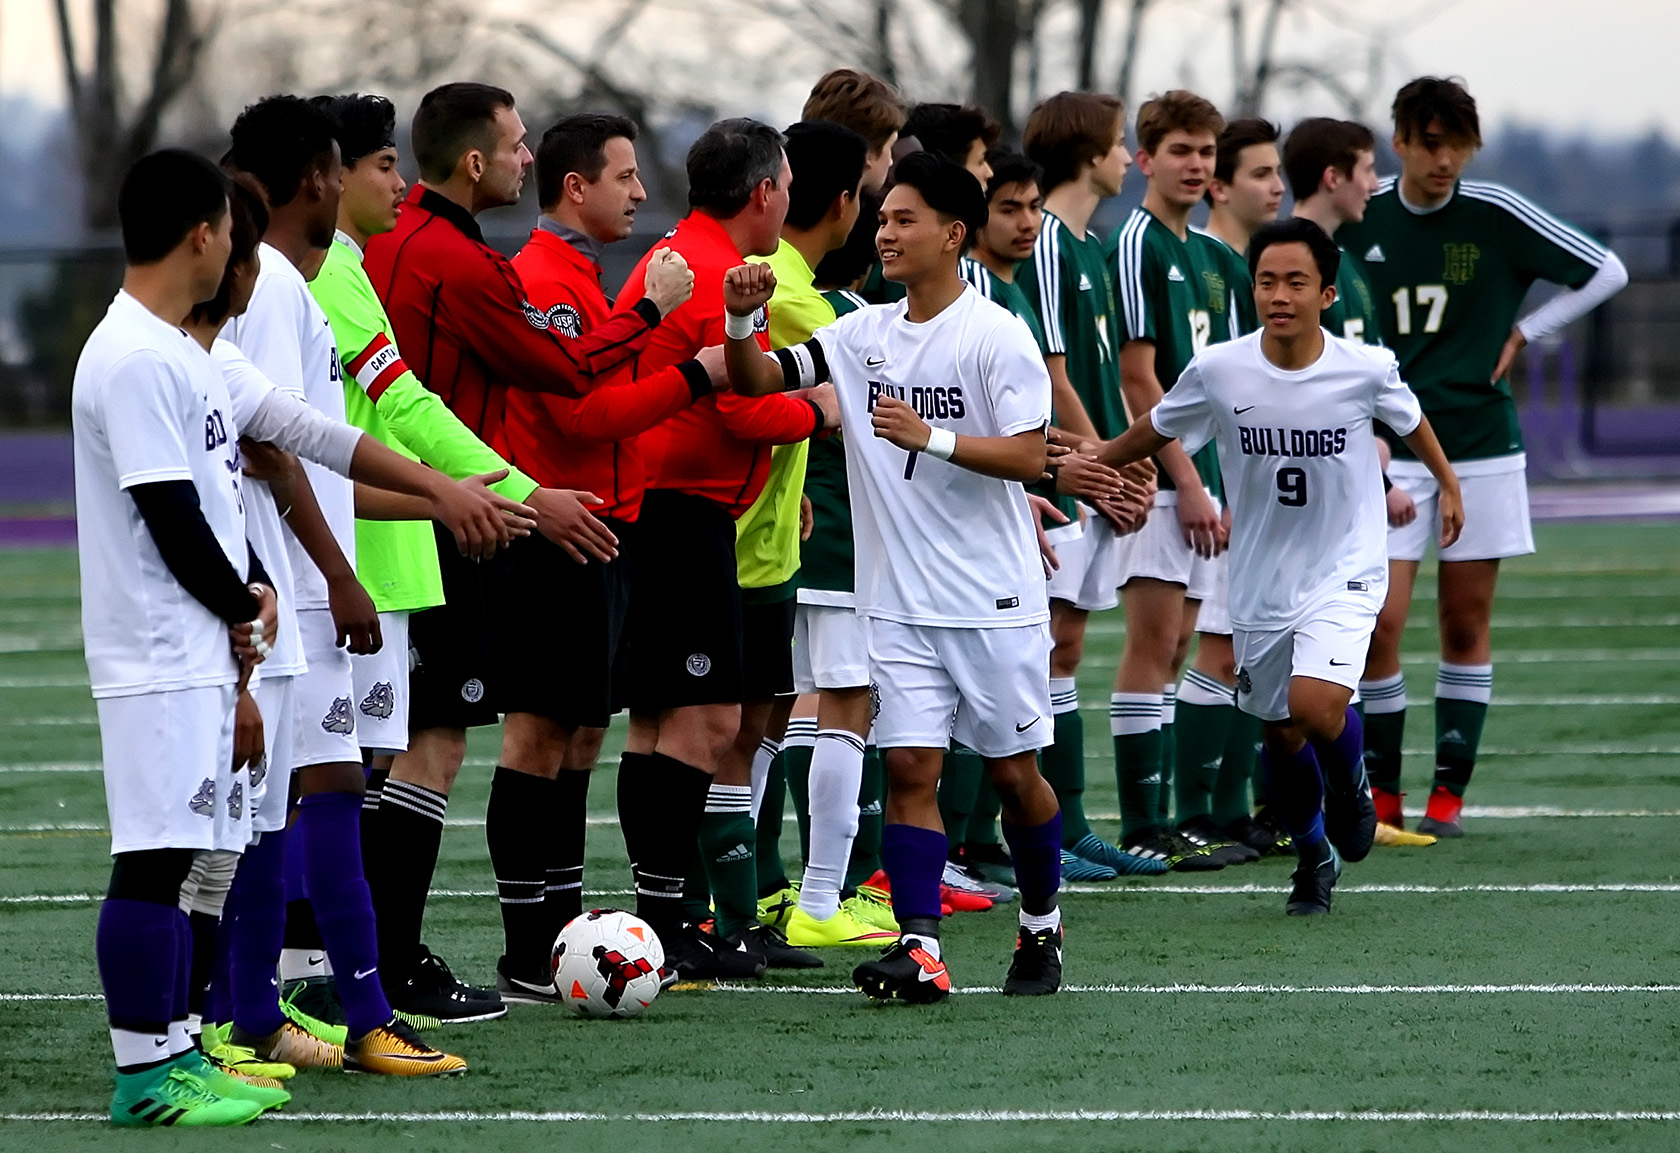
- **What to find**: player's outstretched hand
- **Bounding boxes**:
[1437,483,1465,549]
[233,688,265,773]
[1386,480,1417,527]
[723,263,776,320]
[870,394,928,451]
[438,469,535,560]
[809,382,842,431]
[528,487,619,564]
[1026,494,1066,577]
[1178,483,1222,559]
[329,571,382,655]
[229,583,278,670]
[643,247,695,317]
[1054,453,1126,503]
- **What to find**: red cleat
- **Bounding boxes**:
[1373,786,1404,829]
[1417,785,1465,838]
[860,869,982,916]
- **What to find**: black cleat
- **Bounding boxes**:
[1178,815,1261,865]
[667,924,767,981]
[852,938,951,1004]
[729,923,823,970]
[388,945,506,1026]
[1225,814,1287,857]
[279,974,345,1028]
[1252,806,1294,854]
[1002,925,1063,996]
[494,959,566,1006]
[1285,846,1343,916]
[1124,825,1226,872]
[1324,762,1378,863]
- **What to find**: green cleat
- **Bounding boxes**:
[756,884,800,930]
[176,1049,292,1112]
[280,986,349,1047]
[206,1038,296,1082]
[110,1063,263,1128]
[844,890,898,932]
[785,905,898,947]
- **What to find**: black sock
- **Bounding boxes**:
[370,777,447,986]
[360,767,389,879]
[282,898,323,952]
[632,752,712,940]
[545,769,591,940]
[486,767,556,981]
[187,910,219,1023]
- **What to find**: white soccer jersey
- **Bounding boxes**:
[812,287,1052,629]
[72,291,247,698]
[224,244,353,614]
[1150,330,1423,629]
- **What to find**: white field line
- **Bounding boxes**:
[3,1108,1679,1123]
[1085,615,1680,636]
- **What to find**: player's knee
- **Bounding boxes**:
[565,728,607,770]
[1437,609,1489,660]
[983,754,1040,805]
[107,848,197,906]
[884,748,940,797]
[1050,634,1084,678]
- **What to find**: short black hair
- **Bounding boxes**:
[189,178,270,325]
[812,187,884,289]
[984,147,1042,202]
[686,117,786,217]
[536,113,639,209]
[411,82,515,184]
[227,95,339,207]
[1392,76,1481,148]
[118,148,231,265]
[902,103,1001,167]
[1281,117,1375,200]
[783,119,869,231]
[312,93,397,168]
[887,151,988,255]
[1248,216,1341,288]
[1214,117,1280,185]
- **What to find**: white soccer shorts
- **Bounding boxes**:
[1234,592,1382,722]
[1115,489,1193,590]
[1046,507,1120,612]
[1191,549,1232,635]
[793,603,870,694]
[98,683,243,854]
[864,617,1052,759]
[291,607,361,769]
[351,610,410,755]
[249,673,295,835]
[1387,455,1535,563]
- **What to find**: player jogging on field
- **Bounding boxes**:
[1098,217,1463,914]
[723,152,1068,1002]
[1338,77,1627,837]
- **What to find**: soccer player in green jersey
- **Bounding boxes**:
[1284,117,1384,345]
[1339,77,1627,837]
[1108,91,1258,870]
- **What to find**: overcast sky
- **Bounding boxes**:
[3,0,1675,137]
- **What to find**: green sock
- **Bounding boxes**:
[681,857,712,924]
[1434,663,1492,796]
[1358,673,1407,793]
[1213,708,1261,825]
[1110,691,1164,841]
[937,745,984,848]
[844,747,884,889]
[1157,684,1177,827]
[783,736,815,864]
[969,778,1002,848]
[1040,684,1092,846]
[1173,690,1234,824]
[699,784,757,938]
[755,748,790,896]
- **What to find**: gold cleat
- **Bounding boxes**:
[236,1020,344,1070]
[1375,822,1438,848]
[344,1019,467,1076]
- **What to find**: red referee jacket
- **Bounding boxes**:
[363,186,662,458]
[507,226,709,521]
[618,211,825,518]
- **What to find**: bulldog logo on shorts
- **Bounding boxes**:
[1235,667,1252,695]
[227,781,244,820]
[686,653,712,677]
[461,678,486,703]
[188,778,216,817]
[360,681,395,719]
[321,696,355,734]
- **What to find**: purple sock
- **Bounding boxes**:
[1001,813,1063,916]
[881,823,947,925]
[228,831,288,1037]
[1262,743,1327,848]
[1312,706,1366,793]
[172,909,192,1036]
[97,898,179,1038]
[298,791,391,1038]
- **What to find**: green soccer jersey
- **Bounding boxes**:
[799,288,869,601]
[1191,229,1260,338]
[1111,207,1225,495]
[1324,245,1383,345]
[1016,211,1127,440]
[1338,178,1607,461]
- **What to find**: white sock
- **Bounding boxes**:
[1360,672,1407,715]
[1020,906,1062,934]
[111,1027,171,1069]
[167,1018,193,1057]
[279,946,329,982]
[902,932,941,961]
[797,729,867,921]
[747,737,780,821]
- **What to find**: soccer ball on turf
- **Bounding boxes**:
[550,908,665,1019]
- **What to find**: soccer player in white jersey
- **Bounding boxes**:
[74,149,285,1126]
[721,152,1066,1001]
[1097,217,1463,914]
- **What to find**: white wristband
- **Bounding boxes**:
[724,310,756,340]
[924,427,957,462]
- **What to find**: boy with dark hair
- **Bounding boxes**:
[1340,77,1627,838]
[1018,91,1168,880]
[614,117,838,977]
[77,147,282,1126]
[903,102,1002,183]
[1099,216,1459,913]
[722,151,1067,1002]
[1284,117,1384,344]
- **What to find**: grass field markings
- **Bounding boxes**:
[1084,615,1680,636]
[713,983,1680,996]
[4,1109,1680,1123]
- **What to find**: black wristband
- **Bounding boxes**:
[632,297,663,329]
[1382,474,1393,493]
[677,359,711,401]
[802,397,825,438]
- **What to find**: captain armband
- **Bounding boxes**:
[770,340,830,391]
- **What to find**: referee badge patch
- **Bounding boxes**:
[686,653,712,677]
[461,678,486,703]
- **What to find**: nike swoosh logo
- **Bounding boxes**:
[1234,405,1256,414]
[353,966,377,980]
[307,954,326,967]
[865,356,885,367]
[1329,659,1351,666]
[153,1037,169,1047]
[1015,718,1040,733]
[917,966,944,982]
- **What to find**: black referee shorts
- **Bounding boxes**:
[741,593,796,700]
[408,521,500,731]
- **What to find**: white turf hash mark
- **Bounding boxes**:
[3,1108,1679,1123]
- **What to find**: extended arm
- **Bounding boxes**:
[279,458,381,655]
[1493,252,1629,382]
[1094,411,1174,471]
[870,398,1047,483]
[1045,355,1101,444]
[1120,340,1220,556]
